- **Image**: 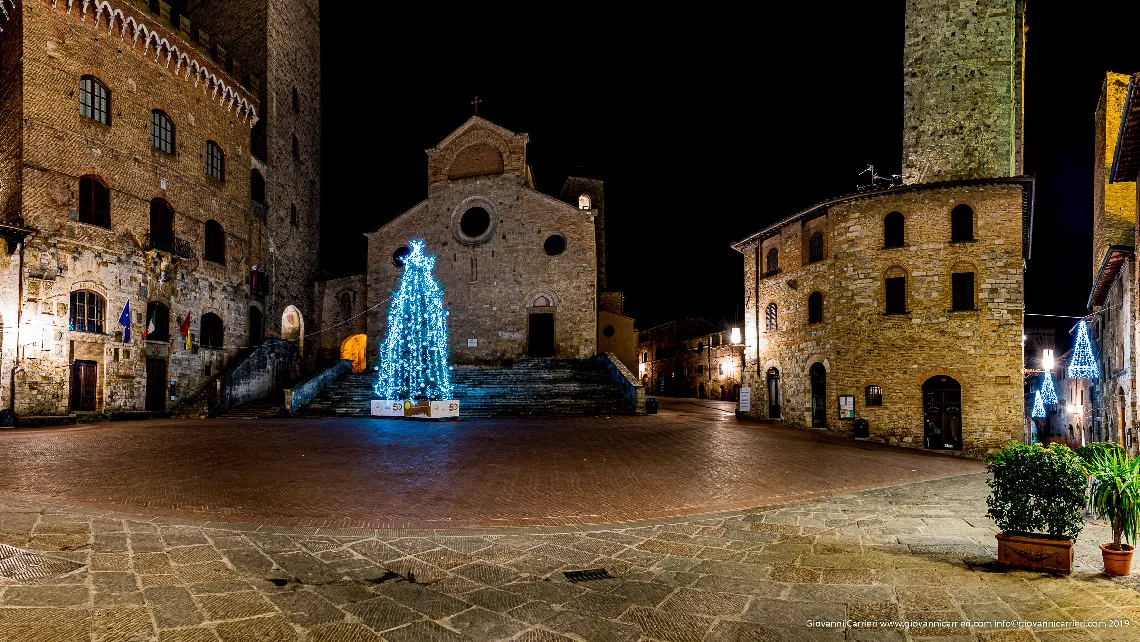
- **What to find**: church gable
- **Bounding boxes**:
[427,117,528,186]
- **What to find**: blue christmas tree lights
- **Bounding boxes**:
[376,240,453,401]
[1066,319,1099,380]
[1030,389,1046,418]
[1038,371,1059,406]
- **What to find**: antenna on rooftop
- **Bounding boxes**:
[857,164,902,192]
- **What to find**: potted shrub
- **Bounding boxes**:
[986,443,1087,574]
[1084,448,1140,576]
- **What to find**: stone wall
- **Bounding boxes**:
[902,0,1025,184]
[598,309,636,373]
[738,183,1027,458]
[1,1,262,415]
[1089,257,1136,448]
[1093,73,1136,278]
[313,273,366,367]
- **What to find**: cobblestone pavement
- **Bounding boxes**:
[0,473,1136,641]
[0,399,982,528]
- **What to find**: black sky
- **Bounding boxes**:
[320,5,1140,334]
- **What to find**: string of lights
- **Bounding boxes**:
[1038,371,1059,405]
[1065,320,1099,380]
[1030,389,1046,418]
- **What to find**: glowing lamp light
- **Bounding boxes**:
[730,327,741,345]
[1042,349,1054,371]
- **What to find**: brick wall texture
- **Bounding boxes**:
[1093,73,1136,277]
[0,0,319,416]
[902,0,1025,184]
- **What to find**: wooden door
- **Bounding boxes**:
[527,313,555,357]
[810,363,826,428]
[70,360,98,411]
[145,358,167,412]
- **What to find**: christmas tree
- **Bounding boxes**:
[376,240,453,401]
[1038,371,1059,406]
[1030,389,1046,418]
[1066,320,1099,380]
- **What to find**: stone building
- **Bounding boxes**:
[0,0,319,419]
[637,319,744,400]
[732,0,1031,458]
[355,116,633,370]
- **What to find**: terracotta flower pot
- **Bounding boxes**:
[1100,543,1135,576]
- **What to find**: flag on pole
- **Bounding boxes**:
[180,312,191,350]
[143,305,156,340]
[118,301,131,343]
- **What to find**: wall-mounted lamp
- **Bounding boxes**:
[730,327,742,345]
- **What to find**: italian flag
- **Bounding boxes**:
[143,307,156,340]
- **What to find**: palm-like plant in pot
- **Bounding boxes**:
[1085,448,1140,576]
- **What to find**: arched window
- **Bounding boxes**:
[151,110,174,154]
[290,203,298,227]
[144,301,170,342]
[885,266,907,314]
[204,220,225,264]
[78,175,111,228]
[578,194,592,210]
[200,313,223,348]
[866,385,883,406]
[339,292,353,320]
[149,198,174,252]
[79,76,110,125]
[250,169,265,204]
[765,248,779,276]
[808,291,823,324]
[69,290,106,333]
[951,204,974,242]
[808,231,825,263]
[206,141,225,181]
[765,302,778,332]
[884,211,904,248]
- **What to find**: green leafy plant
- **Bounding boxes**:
[1085,448,1140,549]
[985,442,1087,540]
[1076,442,1125,466]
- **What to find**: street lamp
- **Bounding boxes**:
[730,327,742,345]
[1043,349,1054,371]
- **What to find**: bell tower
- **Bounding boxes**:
[901,0,1026,184]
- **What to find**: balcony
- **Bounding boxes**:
[143,233,199,272]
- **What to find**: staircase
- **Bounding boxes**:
[300,359,635,417]
[219,393,286,419]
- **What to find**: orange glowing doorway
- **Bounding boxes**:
[340,334,368,373]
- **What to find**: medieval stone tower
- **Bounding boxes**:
[187,0,321,356]
[902,0,1026,184]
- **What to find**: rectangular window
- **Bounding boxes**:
[152,112,174,154]
[206,142,225,180]
[866,385,883,406]
[951,272,975,311]
[885,277,906,314]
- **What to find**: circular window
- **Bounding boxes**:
[392,246,410,267]
[459,207,491,239]
[544,234,566,256]
[603,325,615,338]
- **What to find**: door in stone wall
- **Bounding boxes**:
[767,368,781,418]
[70,360,97,412]
[810,363,826,428]
[922,375,962,450]
[527,313,555,357]
[145,358,167,412]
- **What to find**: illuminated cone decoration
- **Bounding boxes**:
[1038,371,1059,406]
[1030,389,1046,418]
[1066,320,1099,380]
[375,240,453,401]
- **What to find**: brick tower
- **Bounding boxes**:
[187,0,321,359]
[902,0,1026,184]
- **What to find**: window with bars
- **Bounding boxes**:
[865,385,883,406]
[808,292,823,324]
[206,141,225,180]
[808,231,824,263]
[151,110,174,153]
[951,272,975,310]
[885,276,906,314]
[69,290,106,333]
[80,76,110,125]
[765,303,778,332]
[78,175,111,228]
[765,248,779,276]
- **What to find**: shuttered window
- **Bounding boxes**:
[885,277,906,313]
[951,272,975,310]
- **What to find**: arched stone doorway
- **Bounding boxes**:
[810,363,826,428]
[341,334,368,373]
[282,305,303,351]
[526,294,555,357]
[923,375,962,450]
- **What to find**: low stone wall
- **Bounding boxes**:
[284,359,352,416]
[213,339,301,415]
[594,352,646,414]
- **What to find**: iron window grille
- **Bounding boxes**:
[866,385,883,406]
[765,303,778,332]
[808,231,825,263]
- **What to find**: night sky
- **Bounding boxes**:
[321,5,1140,336]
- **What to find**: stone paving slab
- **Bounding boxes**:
[0,474,1136,641]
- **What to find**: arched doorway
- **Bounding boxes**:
[527,294,555,357]
[766,368,781,418]
[698,383,706,399]
[923,375,962,450]
[282,305,303,351]
[810,363,826,428]
[340,334,368,373]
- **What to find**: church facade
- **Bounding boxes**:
[733,0,1030,458]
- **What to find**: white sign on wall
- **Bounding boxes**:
[468,338,478,348]
[738,387,750,412]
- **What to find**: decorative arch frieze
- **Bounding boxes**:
[440,129,512,179]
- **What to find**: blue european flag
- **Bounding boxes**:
[119,301,131,343]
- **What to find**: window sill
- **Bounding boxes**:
[203,258,226,267]
[881,245,906,250]
[949,239,977,245]
[763,270,782,278]
[73,220,113,232]
[882,311,910,316]
[948,308,979,313]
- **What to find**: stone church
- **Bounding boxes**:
[316,116,637,377]
[0,0,320,421]
[733,0,1031,458]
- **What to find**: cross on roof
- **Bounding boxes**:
[471,96,482,114]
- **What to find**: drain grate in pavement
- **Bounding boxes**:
[0,544,83,582]
[563,568,613,583]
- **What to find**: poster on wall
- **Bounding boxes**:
[838,394,855,419]
[738,387,750,412]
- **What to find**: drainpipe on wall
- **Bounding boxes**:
[8,240,24,419]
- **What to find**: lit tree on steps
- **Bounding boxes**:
[1066,319,1099,380]
[375,240,453,401]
